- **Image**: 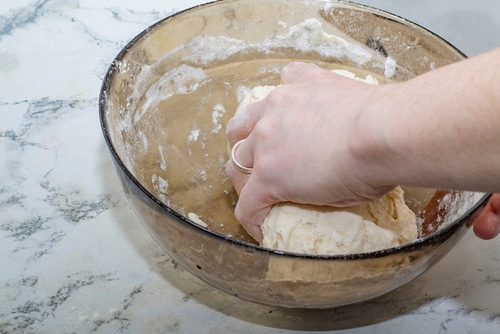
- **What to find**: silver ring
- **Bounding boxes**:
[231,139,253,174]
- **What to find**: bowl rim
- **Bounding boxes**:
[99,0,489,260]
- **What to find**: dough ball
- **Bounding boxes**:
[261,186,417,255]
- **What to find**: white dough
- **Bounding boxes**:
[232,70,418,255]
[261,186,417,255]
[188,212,208,228]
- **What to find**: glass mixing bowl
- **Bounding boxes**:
[99,0,490,308]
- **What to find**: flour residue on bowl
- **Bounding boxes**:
[134,64,209,124]
[113,16,401,240]
[188,128,201,142]
[263,18,372,65]
[151,173,169,204]
[119,17,398,163]
[211,103,227,134]
[417,190,486,236]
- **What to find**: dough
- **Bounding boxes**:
[188,212,208,227]
[231,70,418,255]
[261,187,417,255]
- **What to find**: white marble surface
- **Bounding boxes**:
[1,0,499,333]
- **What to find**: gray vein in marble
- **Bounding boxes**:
[0,0,49,40]
[106,7,169,26]
[1,96,119,266]
[1,98,92,149]
[90,286,144,333]
[0,272,116,334]
[0,190,25,210]
[65,4,174,50]
[1,215,47,241]
[40,180,118,223]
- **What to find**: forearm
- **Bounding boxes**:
[356,48,500,192]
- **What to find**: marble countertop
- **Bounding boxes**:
[1,0,499,333]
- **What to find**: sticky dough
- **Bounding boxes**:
[231,70,418,255]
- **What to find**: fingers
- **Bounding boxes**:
[233,177,273,242]
[226,162,267,241]
[225,139,271,242]
[225,158,250,195]
[472,194,500,240]
[229,139,254,174]
[227,62,327,148]
[226,99,266,148]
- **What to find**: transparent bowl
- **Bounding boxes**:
[99,0,490,308]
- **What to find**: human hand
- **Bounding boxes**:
[469,194,500,240]
[225,62,394,240]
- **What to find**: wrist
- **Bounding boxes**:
[347,82,401,192]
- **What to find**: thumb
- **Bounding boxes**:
[473,194,500,240]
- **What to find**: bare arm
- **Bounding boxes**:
[356,48,500,193]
